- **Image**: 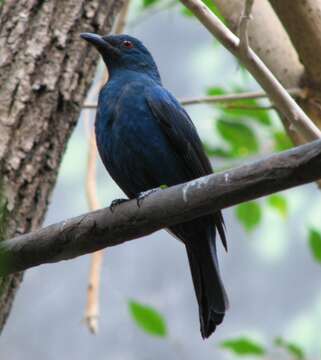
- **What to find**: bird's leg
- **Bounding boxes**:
[136,185,167,208]
[109,198,128,212]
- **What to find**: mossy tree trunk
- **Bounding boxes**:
[0,0,123,333]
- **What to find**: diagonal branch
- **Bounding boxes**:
[1,139,321,276]
[179,0,321,141]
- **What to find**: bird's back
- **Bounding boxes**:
[96,75,193,197]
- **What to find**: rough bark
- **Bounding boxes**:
[0,0,124,333]
[1,139,321,276]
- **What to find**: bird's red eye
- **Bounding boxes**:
[123,40,133,49]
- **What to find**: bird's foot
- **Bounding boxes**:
[109,198,128,213]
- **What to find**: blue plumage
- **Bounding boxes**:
[81,33,228,338]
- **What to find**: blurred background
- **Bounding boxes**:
[1,1,321,359]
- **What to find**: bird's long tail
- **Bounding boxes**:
[185,227,228,338]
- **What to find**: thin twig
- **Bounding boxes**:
[180,88,302,105]
[179,0,321,141]
[82,87,303,109]
[84,249,104,334]
[221,104,274,111]
[238,0,254,57]
[84,0,130,335]
[84,116,103,334]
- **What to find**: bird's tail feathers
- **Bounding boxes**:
[185,229,228,338]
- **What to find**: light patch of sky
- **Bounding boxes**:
[286,290,321,354]
[304,190,321,230]
[252,204,289,263]
[57,118,88,183]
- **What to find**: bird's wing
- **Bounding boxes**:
[145,86,227,250]
[145,86,212,177]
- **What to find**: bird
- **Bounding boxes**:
[80,33,228,338]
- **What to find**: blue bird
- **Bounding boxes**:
[80,33,228,338]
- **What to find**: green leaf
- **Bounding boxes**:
[142,0,159,8]
[220,98,272,126]
[203,142,234,158]
[274,337,305,360]
[308,228,321,264]
[273,131,293,151]
[267,194,288,218]
[220,337,266,356]
[128,300,167,337]
[236,201,262,232]
[207,87,226,96]
[216,119,259,157]
[181,0,225,22]
[207,85,272,126]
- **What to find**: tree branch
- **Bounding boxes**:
[269,0,321,85]
[84,117,103,334]
[1,140,321,276]
[238,0,254,57]
[82,88,303,109]
[179,0,321,141]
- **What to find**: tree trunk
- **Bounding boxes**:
[268,0,321,129]
[0,0,124,333]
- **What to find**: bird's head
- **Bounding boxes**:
[80,33,160,81]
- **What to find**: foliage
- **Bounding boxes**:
[142,0,159,7]
[236,201,262,232]
[202,83,293,233]
[128,300,167,337]
[273,131,293,151]
[209,89,272,127]
[308,228,321,264]
[181,0,225,22]
[267,194,288,218]
[220,337,266,356]
[216,118,259,157]
[220,336,306,359]
[205,88,287,159]
[274,337,305,360]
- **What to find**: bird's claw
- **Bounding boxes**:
[136,188,159,208]
[109,198,128,212]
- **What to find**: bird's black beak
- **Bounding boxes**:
[80,32,120,58]
[80,33,106,48]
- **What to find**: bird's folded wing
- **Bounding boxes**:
[145,86,227,251]
[145,86,212,178]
